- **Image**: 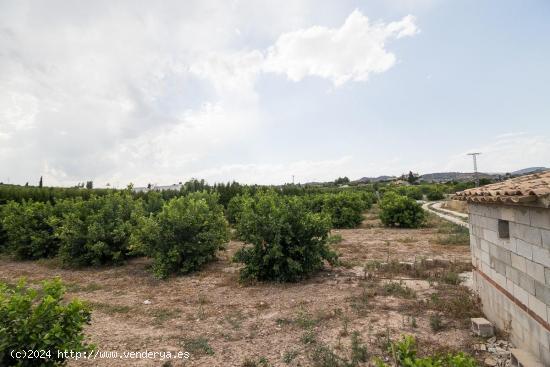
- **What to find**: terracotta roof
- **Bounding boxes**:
[453,170,550,205]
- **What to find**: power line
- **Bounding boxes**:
[467,152,482,187]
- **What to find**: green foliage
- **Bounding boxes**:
[1,201,59,260]
[226,194,252,225]
[393,186,423,200]
[320,192,369,228]
[233,191,337,282]
[54,191,143,267]
[142,190,165,214]
[0,278,92,366]
[0,183,113,205]
[133,192,229,278]
[426,187,445,201]
[377,335,477,367]
[379,192,425,228]
[303,191,373,229]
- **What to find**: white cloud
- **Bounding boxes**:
[0,3,419,186]
[263,10,418,86]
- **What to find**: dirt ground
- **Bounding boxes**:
[0,213,488,367]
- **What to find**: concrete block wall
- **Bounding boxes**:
[469,203,550,365]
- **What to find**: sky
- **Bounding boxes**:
[0,0,549,187]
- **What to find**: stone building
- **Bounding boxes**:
[454,171,550,365]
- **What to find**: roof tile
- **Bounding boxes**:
[453,170,550,205]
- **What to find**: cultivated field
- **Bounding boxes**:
[0,210,489,367]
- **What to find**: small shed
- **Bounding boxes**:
[454,171,550,364]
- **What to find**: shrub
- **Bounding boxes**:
[133,192,229,278]
[54,191,143,267]
[321,192,368,228]
[226,194,252,225]
[379,192,425,228]
[0,200,59,260]
[0,278,92,366]
[426,188,445,201]
[304,191,371,229]
[233,191,337,282]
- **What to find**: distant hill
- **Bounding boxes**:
[510,167,548,176]
[418,172,498,183]
[355,175,397,183]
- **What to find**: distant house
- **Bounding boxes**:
[454,171,550,364]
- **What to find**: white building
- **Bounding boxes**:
[454,171,550,365]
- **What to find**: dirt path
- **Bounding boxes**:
[422,201,469,228]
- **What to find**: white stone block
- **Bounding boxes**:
[511,222,542,246]
[517,239,534,260]
[511,253,527,272]
[542,229,550,251]
[532,246,550,267]
[525,260,546,284]
[528,294,548,322]
[513,283,529,306]
[530,208,550,230]
[471,317,494,337]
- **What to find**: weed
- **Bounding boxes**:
[440,271,462,285]
[301,329,317,345]
[311,345,342,367]
[349,285,370,315]
[296,308,317,329]
[151,308,179,325]
[88,301,131,315]
[327,234,343,245]
[381,281,416,299]
[339,316,349,337]
[430,314,443,332]
[283,349,299,364]
[350,331,368,364]
[184,336,214,356]
[66,282,103,293]
[425,285,482,323]
[242,356,271,367]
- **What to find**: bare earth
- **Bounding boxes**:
[0,215,485,367]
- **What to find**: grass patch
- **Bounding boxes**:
[327,234,343,245]
[427,214,470,246]
[151,308,179,325]
[184,336,214,356]
[430,313,444,332]
[363,259,471,282]
[88,301,131,315]
[420,285,482,325]
[381,281,416,299]
[242,356,270,367]
[309,332,368,367]
[225,309,245,330]
[282,349,299,364]
[66,282,103,293]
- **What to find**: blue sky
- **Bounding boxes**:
[0,0,549,187]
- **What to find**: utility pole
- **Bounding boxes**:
[467,152,481,187]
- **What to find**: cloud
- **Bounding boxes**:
[0,3,418,186]
[263,10,418,86]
